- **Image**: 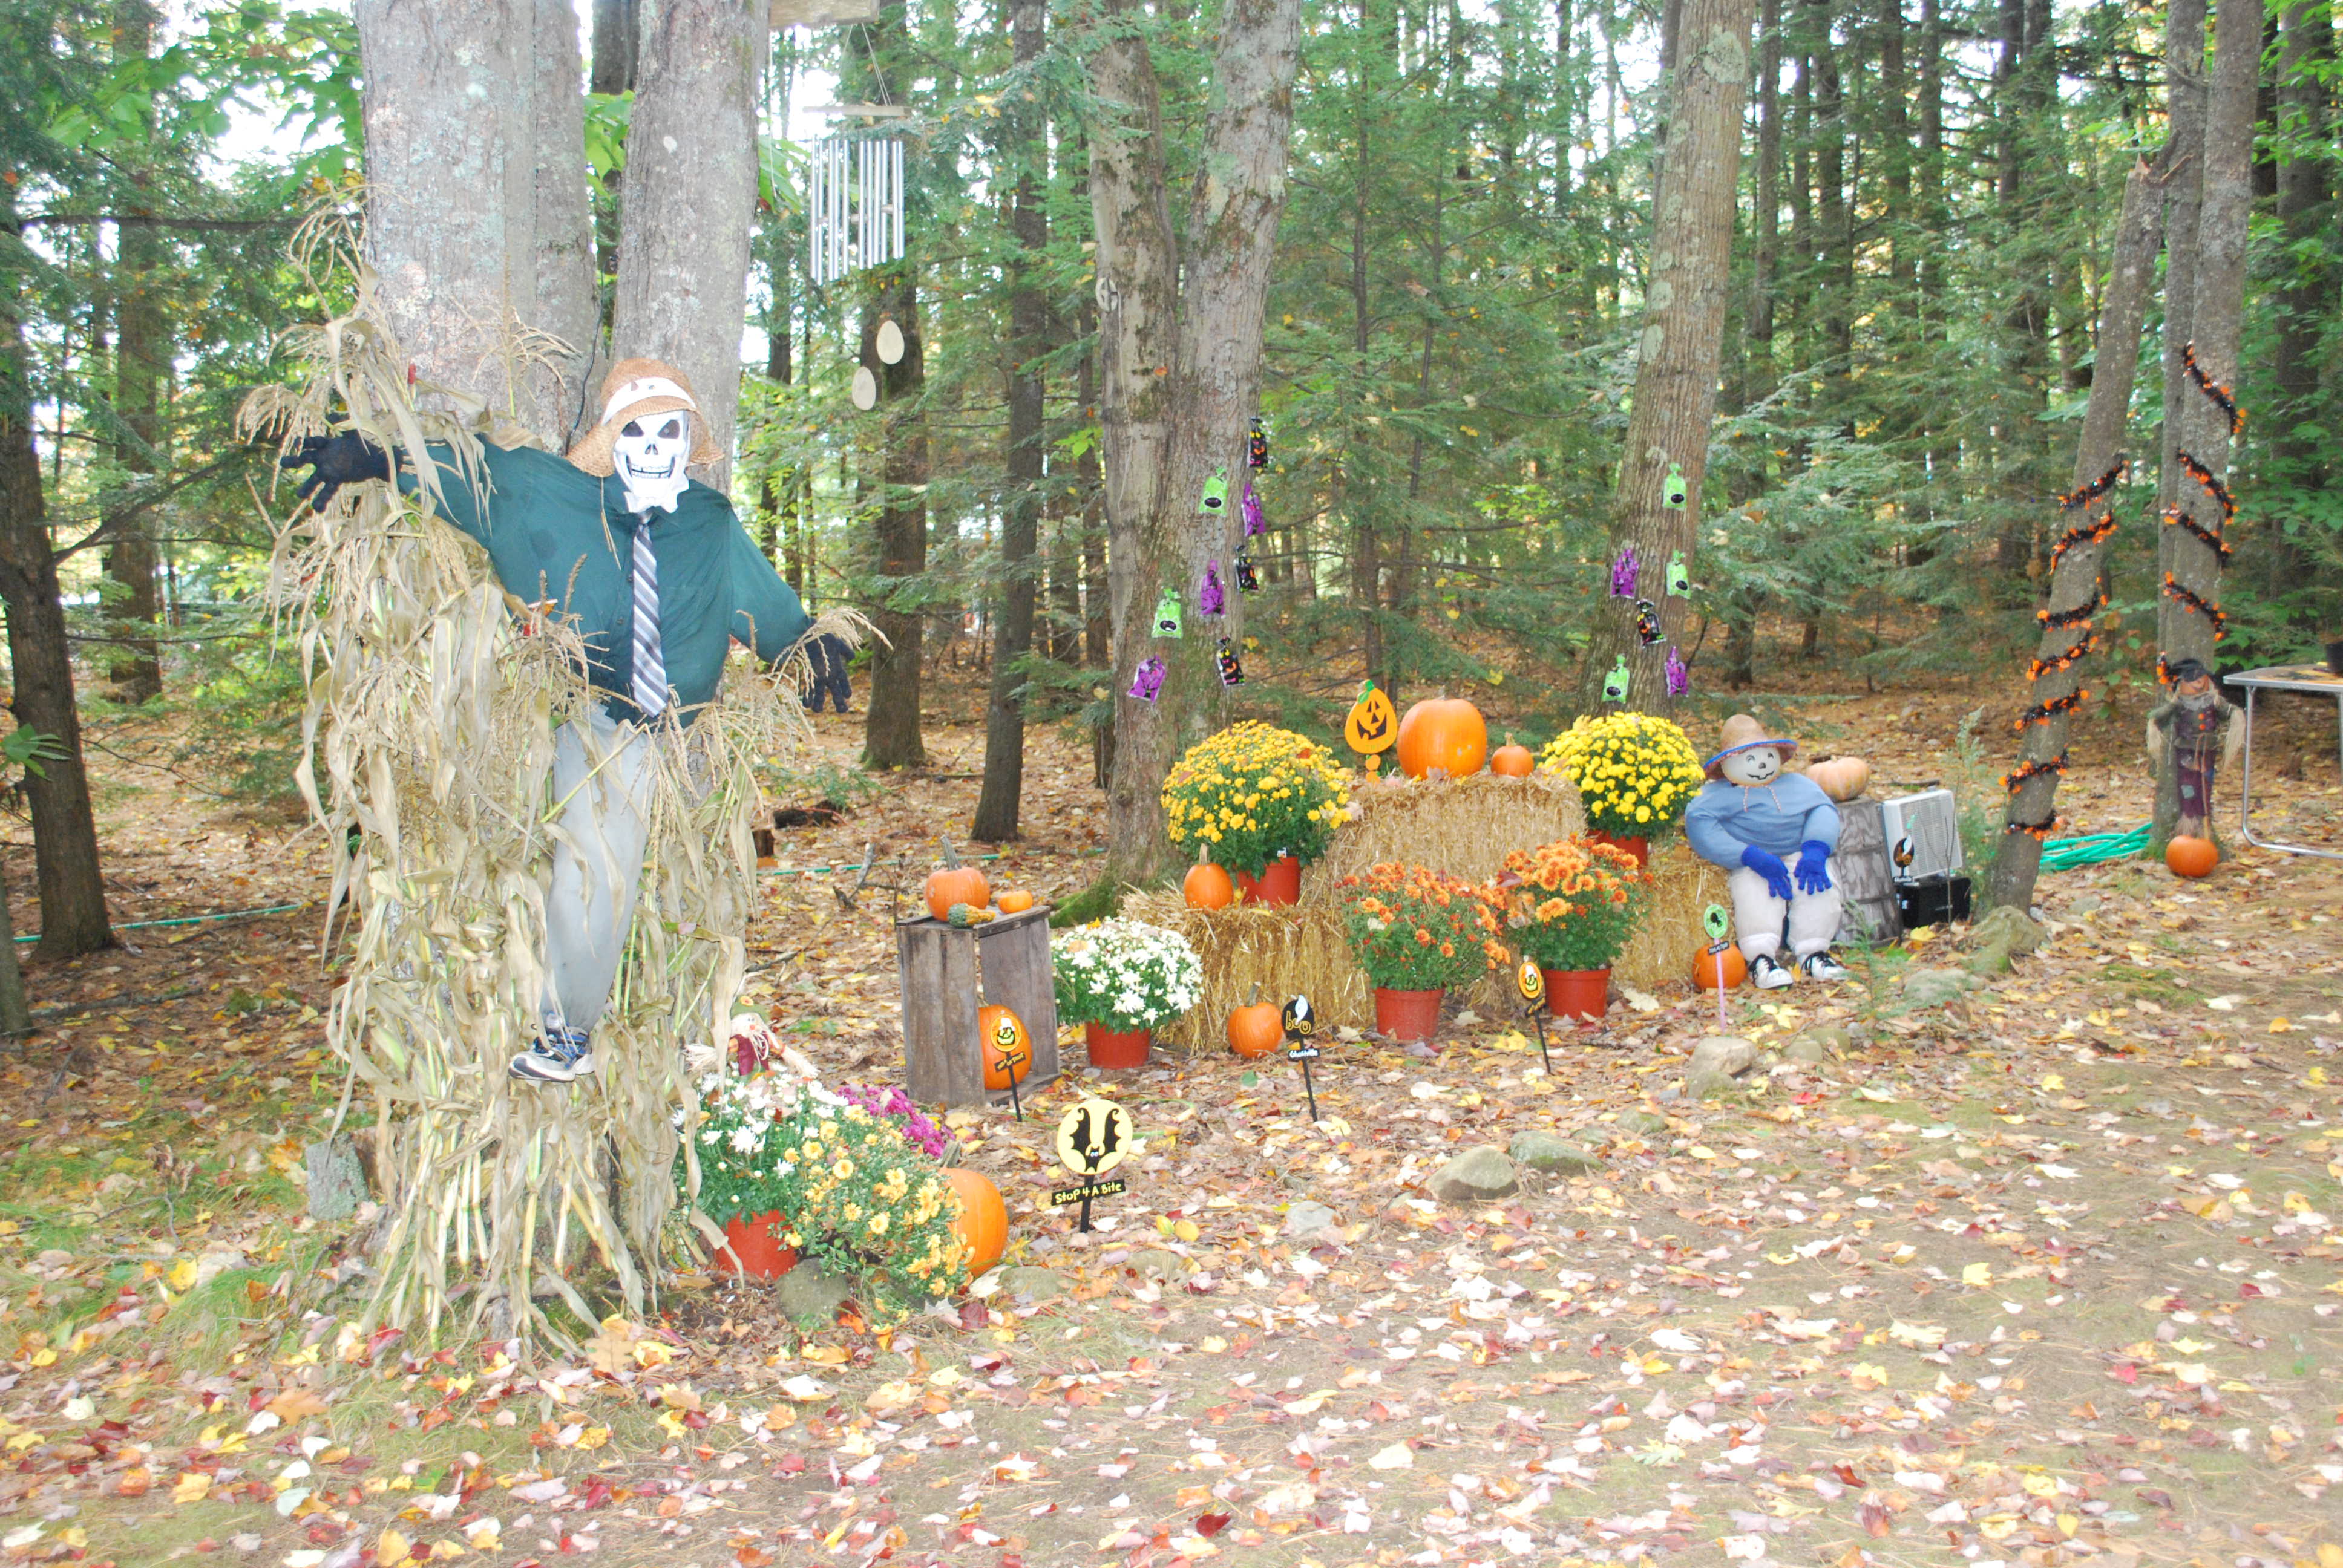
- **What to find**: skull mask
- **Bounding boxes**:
[614,413,692,515]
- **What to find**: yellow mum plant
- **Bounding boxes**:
[1538,711,1705,838]
[1161,720,1353,877]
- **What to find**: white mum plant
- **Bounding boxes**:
[1051,918,1204,1033]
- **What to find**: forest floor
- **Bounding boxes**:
[0,664,2340,1568]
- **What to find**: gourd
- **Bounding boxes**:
[1693,945,1748,990]
[1225,984,1283,1060]
[926,837,991,920]
[1804,756,1871,802]
[1184,849,1236,910]
[1395,697,1489,780]
[997,889,1036,914]
[2164,835,2218,878]
[979,1003,1030,1090]
[946,903,995,928]
[1489,734,1535,778]
[943,1168,1008,1278]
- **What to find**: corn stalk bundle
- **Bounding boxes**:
[241,217,857,1350]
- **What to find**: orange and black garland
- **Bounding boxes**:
[2158,342,2241,670]
[2007,463,2122,837]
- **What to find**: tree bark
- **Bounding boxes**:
[1579,0,1755,714]
[1989,156,2167,912]
[532,0,605,449]
[0,192,114,961]
[972,0,1049,843]
[591,0,638,95]
[611,0,767,486]
[105,1,163,704]
[2267,0,2330,599]
[2154,0,2258,844]
[860,269,928,769]
[2155,0,2209,537]
[1088,0,1305,883]
[1078,301,1109,668]
[0,863,27,1040]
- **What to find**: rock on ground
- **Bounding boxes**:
[996,1266,1066,1301]
[1901,967,1984,1010]
[1285,1201,1339,1238]
[1965,905,2048,975]
[1689,1035,1758,1097]
[1508,1130,1598,1174]
[775,1261,854,1321]
[1429,1145,1518,1203]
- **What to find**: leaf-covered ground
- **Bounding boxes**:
[1,678,2339,1568]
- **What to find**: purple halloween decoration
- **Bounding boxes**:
[1127,656,1167,703]
[1240,477,1265,537]
[1634,598,1663,647]
[1200,559,1226,616]
[1664,644,1689,697]
[1217,638,1245,686]
[1609,546,1640,599]
[1235,543,1260,592]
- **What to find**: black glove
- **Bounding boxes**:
[280,432,392,511]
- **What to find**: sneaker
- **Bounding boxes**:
[510,1025,596,1083]
[1800,951,1850,982]
[1749,953,1794,991]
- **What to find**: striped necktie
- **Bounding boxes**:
[630,521,667,719]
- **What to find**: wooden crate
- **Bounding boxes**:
[895,906,1060,1108]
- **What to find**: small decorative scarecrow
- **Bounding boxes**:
[1683,714,1849,989]
[2146,658,2241,840]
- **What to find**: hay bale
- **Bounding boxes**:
[1613,841,1726,991]
[1122,890,1372,1050]
[1305,771,1588,899]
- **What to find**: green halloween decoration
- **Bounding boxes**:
[1702,903,1731,942]
[1666,550,1689,597]
[1662,463,1688,509]
[1152,587,1184,638]
[1602,655,1630,703]
[1198,469,1230,516]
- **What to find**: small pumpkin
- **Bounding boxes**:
[926,840,991,921]
[2165,835,2219,878]
[1395,696,1489,780]
[1184,849,1235,910]
[1693,945,1748,990]
[1490,733,1535,778]
[979,1002,1032,1090]
[1226,984,1283,1060]
[1804,756,1870,802]
[997,889,1036,914]
[943,1167,1008,1278]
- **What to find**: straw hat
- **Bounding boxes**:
[566,358,723,477]
[1703,713,1798,779]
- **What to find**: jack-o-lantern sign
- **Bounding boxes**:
[1345,681,1400,771]
[980,1003,1031,1091]
[1514,956,1545,1013]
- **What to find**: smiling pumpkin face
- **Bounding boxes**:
[1720,745,1784,786]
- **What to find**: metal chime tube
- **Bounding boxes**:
[891,138,904,264]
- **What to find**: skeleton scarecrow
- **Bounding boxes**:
[283,358,811,1083]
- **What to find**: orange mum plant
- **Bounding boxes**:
[1334,863,1509,991]
[1495,835,1655,972]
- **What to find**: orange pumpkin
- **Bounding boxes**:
[979,1003,1032,1091]
[2165,835,2219,878]
[1805,756,1870,802]
[997,889,1035,914]
[1184,855,1235,910]
[1490,733,1535,777]
[926,866,990,921]
[1395,697,1489,780]
[1226,995,1283,1060]
[943,1167,1007,1278]
[1693,945,1748,990]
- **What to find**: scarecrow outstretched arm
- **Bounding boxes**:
[393,440,572,549]
[725,518,813,663]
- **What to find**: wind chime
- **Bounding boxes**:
[807,133,905,288]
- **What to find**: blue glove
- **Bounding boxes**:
[1795,840,1834,895]
[1741,845,1793,901]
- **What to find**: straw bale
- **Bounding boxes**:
[1121,890,1371,1050]
[1305,771,1587,897]
[1614,841,1726,990]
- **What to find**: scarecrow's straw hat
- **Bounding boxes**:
[1703,713,1798,779]
[566,358,723,477]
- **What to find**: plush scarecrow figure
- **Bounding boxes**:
[1684,714,1850,989]
[2146,658,2241,840]
[282,358,811,1083]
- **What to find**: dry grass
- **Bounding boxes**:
[1121,891,1369,1049]
[1308,771,1588,890]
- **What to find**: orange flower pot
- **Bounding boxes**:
[1373,986,1444,1043]
[1584,831,1650,867]
[1541,967,1611,1022]
[1084,1021,1150,1068]
[1233,853,1302,907]
[713,1210,799,1280]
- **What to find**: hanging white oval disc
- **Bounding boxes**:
[876,319,905,365]
[851,365,879,410]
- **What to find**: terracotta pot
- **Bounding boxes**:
[1585,830,1650,868]
[1234,854,1302,907]
[1373,986,1444,1043]
[1541,967,1611,1022]
[714,1210,798,1280]
[1084,1021,1151,1068]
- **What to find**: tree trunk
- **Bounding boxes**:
[355,0,598,448]
[611,0,767,486]
[1089,0,1305,883]
[0,865,27,1040]
[1580,0,1755,714]
[105,2,163,703]
[1077,301,1108,668]
[860,269,928,769]
[591,0,638,94]
[2154,0,2258,844]
[1989,156,2168,912]
[972,0,1048,843]
[2155,0,2209,537]
[0,196,114,962]
[2267,0,2330,600]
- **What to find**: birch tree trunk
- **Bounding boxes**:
[2153,0,2257,845]
[1988,155,2167,913]
[972,0,1049,843]
[356,0,599,448]
[1579,0,1754,713]
[1090,0,1303,884]
[610,0,768,487]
